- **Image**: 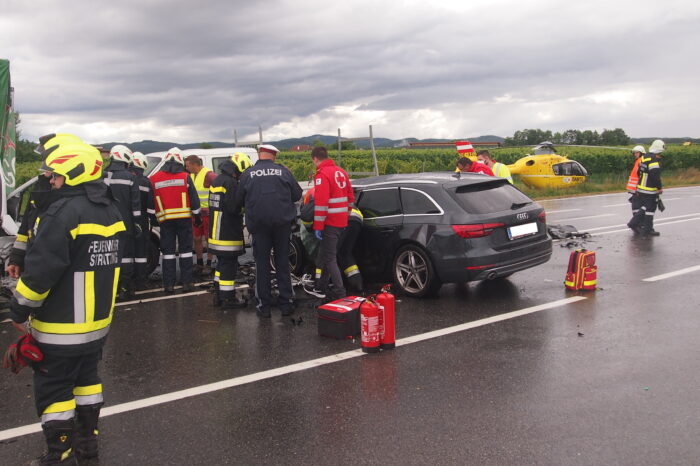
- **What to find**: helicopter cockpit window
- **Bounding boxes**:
[553,162,587,176]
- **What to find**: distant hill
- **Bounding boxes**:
[98,135,507,153]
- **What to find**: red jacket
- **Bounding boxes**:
[151,170,200,222]
[313,159,354,230]
[468,161,495,176]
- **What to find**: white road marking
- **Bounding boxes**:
[0,296,586,442]
[549,214,614,222]
[584,212,700,232]
[603,203,630,207]
[643,265,700,282]
[545,209,581,214]
[116,290,209,307]
[592,216,700,236]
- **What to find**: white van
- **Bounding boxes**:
[144,147,259,177]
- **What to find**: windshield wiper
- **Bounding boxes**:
[511,201,532,209]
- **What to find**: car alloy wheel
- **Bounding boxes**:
[392,244,441,297]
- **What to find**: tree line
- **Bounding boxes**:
[504,128,631,146]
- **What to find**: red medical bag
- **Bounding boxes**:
[564,249,597,291]
[317,296,364,339]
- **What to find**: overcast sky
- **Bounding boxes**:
[3,0,699,144]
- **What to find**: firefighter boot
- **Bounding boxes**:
[30,420,77,466]
[74,404,101,460]
[641,215,660,236]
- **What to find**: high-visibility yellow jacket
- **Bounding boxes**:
[10,182,125,355]
[190,167,213,209]
[492,162,513,184]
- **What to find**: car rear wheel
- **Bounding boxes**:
[270,236,305,276]
[392,244,441,297]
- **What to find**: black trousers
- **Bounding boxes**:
[638,194,659,232]
[134,219,150,285]
[160,218,194,287]
[34,350,103,421]
[337,221,363,291]
[216,255,240,300]
[317,226,346,298]
[118,231,135,291]
[252,225,293,312]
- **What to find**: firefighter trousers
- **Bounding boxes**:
[251,225,293,313]
[638,194,659,232]
[215,255,240,300]
[33,349,103,423]
[337,222,363,292]
[134,219,150,286]
[160,218,194,287]
[118,231,135,292]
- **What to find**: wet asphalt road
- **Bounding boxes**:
[2,186,700,465]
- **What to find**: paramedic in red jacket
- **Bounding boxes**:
[456,157,495,176]
[311,146,354,300]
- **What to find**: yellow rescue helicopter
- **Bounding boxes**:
[506,142,588,189]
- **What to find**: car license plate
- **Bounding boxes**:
[508,222,538,240]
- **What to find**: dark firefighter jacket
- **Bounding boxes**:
[132,166,155,228]
[104,160,141,234]
[208,160,244,256]
[637,154,662,195]
[232,159,302,234]
[10,181,126,356]
[8,175,62,268]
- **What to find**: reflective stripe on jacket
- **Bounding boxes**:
[10,182,125,353]
[151,170,201,222]
[313,159,355,230]
[637,154,662,195]
[191,167,212,209]
[208,171,244,255]
[626,158,641,193]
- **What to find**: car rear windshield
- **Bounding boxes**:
[448,181,534,214]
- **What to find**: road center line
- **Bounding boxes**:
[584,212,700,232]
[549,214,614,222]
[0,296,586,442]
[643,265,700,282]
[592,216,700,236]
[545,209,581,214]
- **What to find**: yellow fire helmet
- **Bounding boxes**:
[44,142,104,186]
[35,133,83,156]
[231,152,253,173]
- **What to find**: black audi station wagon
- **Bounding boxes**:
[352,172,552,297]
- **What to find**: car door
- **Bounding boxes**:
[355,187,403,278]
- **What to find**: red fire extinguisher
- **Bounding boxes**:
[376,284,396,350]
[360,296,380,353]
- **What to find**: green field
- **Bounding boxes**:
[13,144,700,199]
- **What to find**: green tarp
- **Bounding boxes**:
[0,58,16,199]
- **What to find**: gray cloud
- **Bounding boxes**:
[4,0,700,144]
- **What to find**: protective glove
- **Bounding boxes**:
[3,334,43,374]
[314,230,323,241]
[193,213,203,228]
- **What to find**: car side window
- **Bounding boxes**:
[211,157,228,174]
[400,188,441,215]
[357,188,401,218]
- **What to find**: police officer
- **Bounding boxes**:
[150,147,202,292]
[209,153,252,308]
[233,144,302,318]
[9,139,124,464]
[130,152,156,289]
[6,134,82,279]
[104,145,141,300]
[634,139,665,236]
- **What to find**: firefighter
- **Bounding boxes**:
[298,187,323,294]
[477,150,513,183]
[6,134,82,278]
[209,153,252,308]
[634,139,665,236]
[337,205,364,293]
[8,140,124,464]
[185,155,217,276]
[456,157,495,176]
[626,145,645,234]
[130,152,156,289]
[310,146,354,301]
[104,145,141,300]
[232,144,302,318]
[150,147,202,293]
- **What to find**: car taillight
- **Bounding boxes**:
[452,223,504,238]
[537,211,546,223]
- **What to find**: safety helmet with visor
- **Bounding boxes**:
[43,143,104,186]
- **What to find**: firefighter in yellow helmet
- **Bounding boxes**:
[7,139,125,464]
[209,153,252,308]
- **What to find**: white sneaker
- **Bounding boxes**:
[305,287,326,299]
